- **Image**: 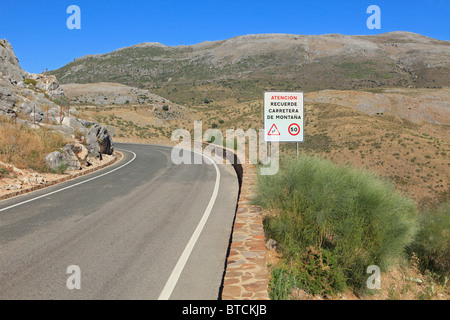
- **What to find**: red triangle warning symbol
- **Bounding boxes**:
[268,124,280,136]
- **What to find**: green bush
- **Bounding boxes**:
[23,78,37,86]
[257,156,419,291]
[410,202,450,279]
[269,267,295,300]
[269,246,346,299]
[294,247,347,296]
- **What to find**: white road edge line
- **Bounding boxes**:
[158,150,221,300]
[0,149,137,213]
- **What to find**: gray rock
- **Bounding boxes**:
[5,184,22,191]
[45,151,65,171]
[0,85,16,106]
[39,123,75,135]
[63,143,88,163]
[86,130,100,157]
[27,73,65,100]
[62,117,87,132]
[28,109,46,123]
[86,124,114,156]
[0,103,15,118]
[68,107,79,117]
[18,102,33,115]
[265,238,279,251]
[61,144,82,170]
[26,175,45,185]
[45,144,82,171]
[77,119,97,128]
[0,39,27,82]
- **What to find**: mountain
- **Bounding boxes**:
[50,32,450,106]
[44,34,450,205]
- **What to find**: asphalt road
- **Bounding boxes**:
[0,143,239,299]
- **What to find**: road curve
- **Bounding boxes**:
[0,143,239,299]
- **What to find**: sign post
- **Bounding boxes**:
[264,91,304,159]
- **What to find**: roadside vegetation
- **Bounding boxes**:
[256,155,449,299]
[63,83,448,300]
[410,202,450,281]
[0,119,68,172]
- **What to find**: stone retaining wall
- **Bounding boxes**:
[221,163,269,300]
[202,143,269,300]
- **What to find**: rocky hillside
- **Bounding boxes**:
[50,32,450,105]
[61,82,168,106]
[0,38,114,178]
[0,39,66,122]
[306,87,450,126]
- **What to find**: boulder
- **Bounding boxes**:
[64,142,88,163]
[86,124,114,156]
[78,119,97,128]
[61,144,82,170]
[68,107,79,117]
[39,123,75,135]
[45,144,83,171]
[44,151,65,171]
[62,117,88,134]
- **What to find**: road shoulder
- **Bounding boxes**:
[0,152,122,202]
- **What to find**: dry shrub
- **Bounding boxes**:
[0,122,69,171]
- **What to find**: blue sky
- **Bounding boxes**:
[1,0,449,73]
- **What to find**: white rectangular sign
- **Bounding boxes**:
[264,91,304,142]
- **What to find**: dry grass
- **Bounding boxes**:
[0,121,69,172]
[76,89,450,206]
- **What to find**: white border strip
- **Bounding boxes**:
[0,149,137,213]
[158,150,221,300]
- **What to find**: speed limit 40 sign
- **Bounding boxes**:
[264,91,304,142]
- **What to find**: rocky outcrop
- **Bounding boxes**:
[0,39,66,122]
[24,73,65,100]
[0,39,27,83]
[1,38,115,175]
[62,117,88,134]
[60,82,170,106]
[0,85,16,117]
[86,124,114,156]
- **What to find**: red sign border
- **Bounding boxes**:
[288,123,300,136]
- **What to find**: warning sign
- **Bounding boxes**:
[268,124,280,135]
[264,91,304,142]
